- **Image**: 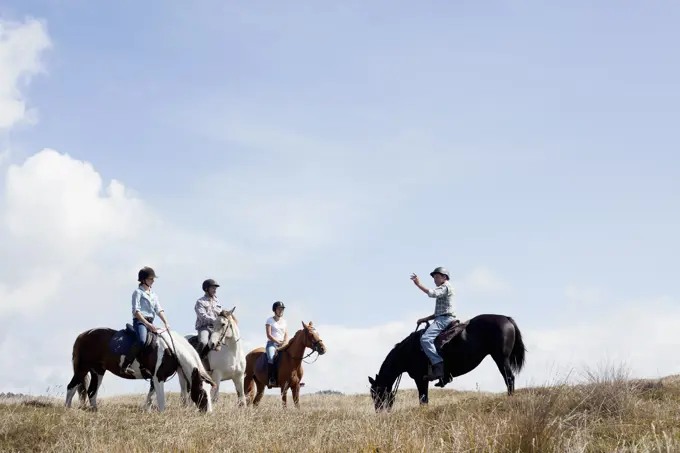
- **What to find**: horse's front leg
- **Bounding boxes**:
[280,383,289,409]
[291,382,301,408]
[153,378,166,412]
[177,371,190,407]
[415,377,429,405]
[235,372,246,407]
[145,380,156,411]
[211,372,221,405]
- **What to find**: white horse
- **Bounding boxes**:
[66,326,216,413]
[181,307,247,407]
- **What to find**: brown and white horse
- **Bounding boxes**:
[65,324,219,412]
[244,321,326,408]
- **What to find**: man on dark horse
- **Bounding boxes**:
[121,266,172,376]
[194,278,223,359]
[410,266,455,381]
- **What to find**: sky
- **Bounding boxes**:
[0,1,678,401]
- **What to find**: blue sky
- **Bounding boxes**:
[0,1,678,399]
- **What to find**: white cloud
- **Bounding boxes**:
[456,267,510,295]
[0,18,51,131]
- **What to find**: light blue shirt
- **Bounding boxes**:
[131,285,164,320]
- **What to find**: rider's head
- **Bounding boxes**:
[429,267,450,286]
[272,301,285,317]
[202,279,220,296]
[138,266,157,288]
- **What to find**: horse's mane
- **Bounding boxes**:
[377,330,421,378]
[161,330,215,386]
[277,328,303,353]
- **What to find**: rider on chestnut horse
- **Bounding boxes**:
[121,266,172,376]
[410,266,456,381]
[265,301,288,387]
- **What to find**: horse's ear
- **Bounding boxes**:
[231,306,236,313]
[301,321,307,329]
[368,376,375,385]
[308,321,313,327]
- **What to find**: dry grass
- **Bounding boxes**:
[1,369,680,453]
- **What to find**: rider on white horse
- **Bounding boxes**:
[195,278,223,359]
[411,266,456,381]
[122,266,172,376]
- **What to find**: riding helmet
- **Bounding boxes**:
[138,266,157,283]
[430,267,450,280]
[202,278,220,292]
[272,301,286,312]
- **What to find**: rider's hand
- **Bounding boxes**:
[416,318,424,325]
[410,273,420,285]
[164,323,171,331]
[147,324,157,333]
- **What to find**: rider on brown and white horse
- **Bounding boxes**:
[121,266,172,376]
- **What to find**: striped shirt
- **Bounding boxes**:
[195,295,222,330]
[428,281,456,317]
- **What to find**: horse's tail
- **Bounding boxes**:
[506,317,526,374]
[71,332,91,401]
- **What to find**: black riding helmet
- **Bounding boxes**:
[272,301,286,312]
[138,266,157,283]
[430,267,450,280]
[202,278,220,292]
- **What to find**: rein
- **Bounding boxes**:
[286,329,322,363]
[387,322,426,404]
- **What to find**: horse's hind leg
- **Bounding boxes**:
[65,370,89,408]
[493,355,515,396]
[253,379,266,406]
[87,370,105,411]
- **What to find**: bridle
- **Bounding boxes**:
[289,328,324,364]
[213,313,239,349]
[376,322,427,409]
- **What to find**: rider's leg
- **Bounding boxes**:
[197,328,210,358]
[266,340,277,386]
[420,316,451,380]
[122,319,148,376]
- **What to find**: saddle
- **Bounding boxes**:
[434,319,469,351]
[109,324,155,356]
[255,351,283,385]
[186,334,213,371]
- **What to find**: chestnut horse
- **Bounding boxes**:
[369,314,526,411]
[244,321,326,408]
[65,325,219,412]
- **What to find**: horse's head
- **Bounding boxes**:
[210,307,239,351]
[301,321,326,355]
[190,367,215,413]
[368,374,395,412]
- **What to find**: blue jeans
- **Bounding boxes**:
[420,315,455,365]
[132,318,149,347]
[266,340,278,364]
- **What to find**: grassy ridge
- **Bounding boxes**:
[1,370,679,452]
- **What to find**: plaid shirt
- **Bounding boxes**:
[194,295,222,330]
[428,281,456,317]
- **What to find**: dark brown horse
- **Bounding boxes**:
[369,314,526,411]
[244,321,326,408]
[64,325,217,412]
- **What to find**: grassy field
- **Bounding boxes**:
[1,369,679,453]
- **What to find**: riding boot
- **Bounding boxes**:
[267,364,276,388]
[424,362,445,381]
[122,343,142,377]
